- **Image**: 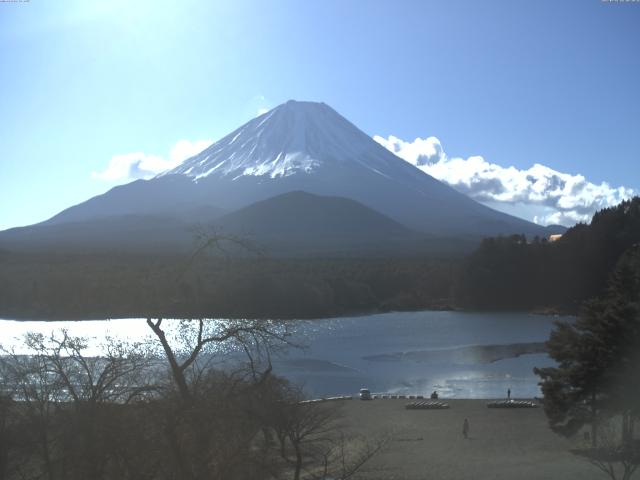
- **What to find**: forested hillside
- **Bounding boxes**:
[455,197,640,312]
[0,253,456,320]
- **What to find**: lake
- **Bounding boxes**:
[0,310,568,399]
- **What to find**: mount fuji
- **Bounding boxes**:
[1,100,557,254]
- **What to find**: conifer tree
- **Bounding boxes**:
[535,245,640,448]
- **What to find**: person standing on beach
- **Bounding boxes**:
[507,388,511,401]
[463,418,469,439]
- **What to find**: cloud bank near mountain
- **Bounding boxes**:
[374,135,634,226]
[92,139,213,182]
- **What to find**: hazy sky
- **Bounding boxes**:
[1,0,639,230]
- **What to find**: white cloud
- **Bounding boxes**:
[168,139,213,165]
[92,139,213,182]
[256,107,269,116]
[533,210,587,227]
[374,135,634,226]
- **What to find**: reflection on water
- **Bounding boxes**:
[0,310,569,399]
[0,318,156,355]
[276,310,566,398]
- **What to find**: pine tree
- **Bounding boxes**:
[535,245,640,447]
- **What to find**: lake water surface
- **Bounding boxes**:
[0,310,569,399]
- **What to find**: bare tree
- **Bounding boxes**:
[22,331,156,405]
[0,331,157,480]
[313,433,388,480]
[146,317,291,402]
[1,339,66,480]
[144,317,296,480]
[572,418,640,480]
[0,392,16,480]
[268,394,387,480]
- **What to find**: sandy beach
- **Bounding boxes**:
[339,399,602,480]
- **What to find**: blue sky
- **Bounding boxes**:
[1,0,639,230]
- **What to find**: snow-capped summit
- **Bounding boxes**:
[164,100,416,181]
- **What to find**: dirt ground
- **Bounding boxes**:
[338,399,605,480]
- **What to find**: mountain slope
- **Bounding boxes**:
[42,100,551,239]
[0,214,198,253]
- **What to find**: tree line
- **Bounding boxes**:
[0,253,457,320]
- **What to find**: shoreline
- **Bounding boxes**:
[0,307,574,323]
